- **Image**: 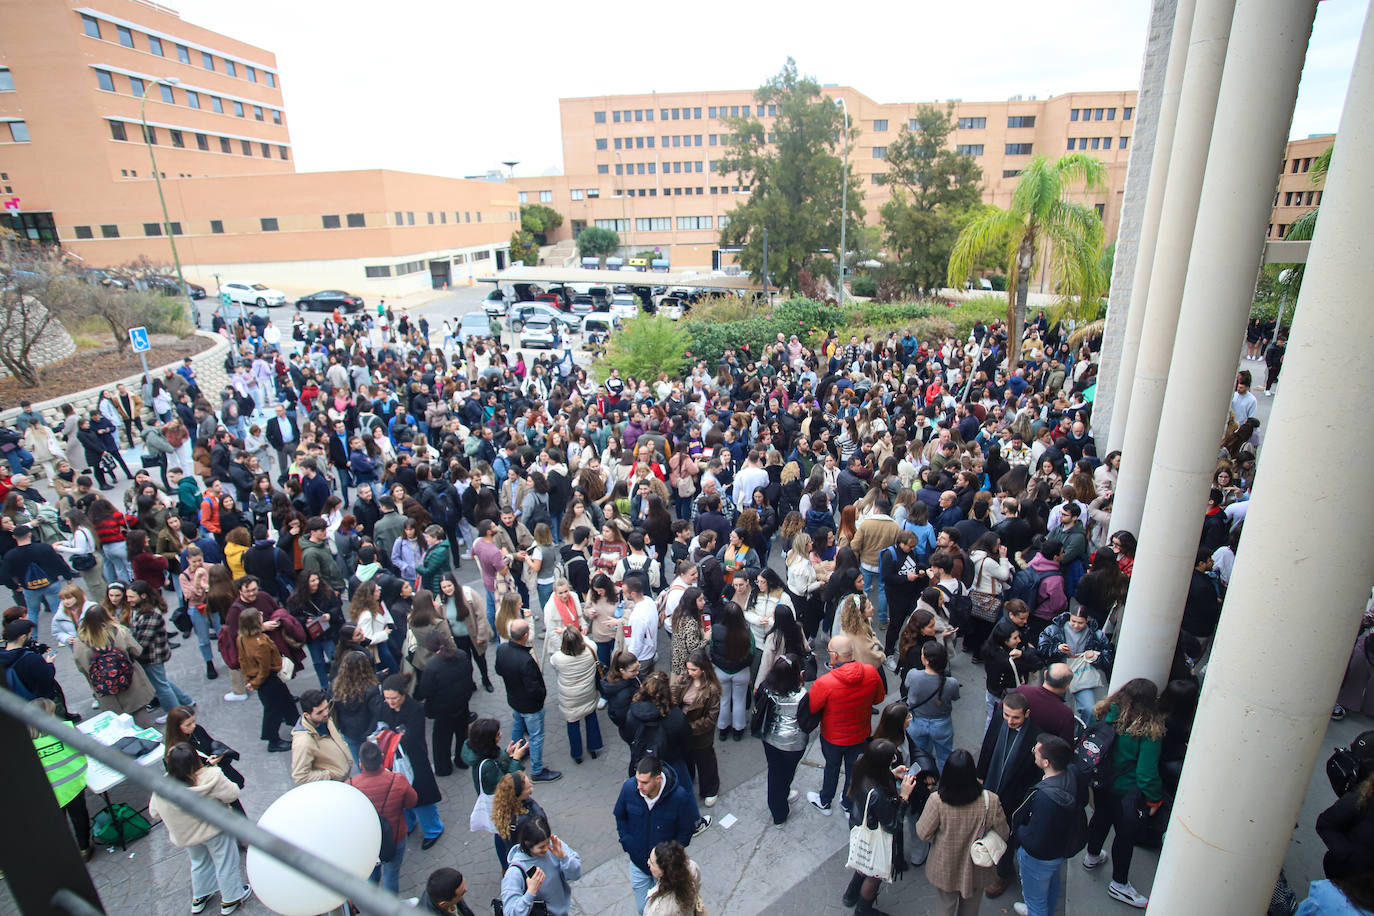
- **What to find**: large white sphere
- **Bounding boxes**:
[246,780,381,916]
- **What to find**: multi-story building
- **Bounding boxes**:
[1268,134,1332,241]
[0,0,516,294]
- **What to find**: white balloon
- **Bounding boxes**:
[246,780,381,916]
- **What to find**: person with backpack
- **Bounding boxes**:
[1,524,74,625]
[615,530,663,597]
[290,688,352,784]
[1,619,60,705]
[499,816,582,916]
[1011,734,1088,916]
[72,603,155,726]
[1018,541,1068,646]
[380,672,447,849]
[1080,677,1165,909]
[348,739,417,894]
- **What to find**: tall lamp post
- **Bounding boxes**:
[140,77,196,327]
[834,97,850,304]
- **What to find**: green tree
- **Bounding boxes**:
[879,104,984,294]
[947,152,1107,353]
[1270,143,1331,305]
[596,314,689,379]
[509,230,540,266]
[520,204,564,245]
[717,58,864,294]
[576,226,620,265]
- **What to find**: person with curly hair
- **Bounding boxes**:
[490,771,546,870]
[643,840,705,916]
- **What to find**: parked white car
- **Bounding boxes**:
[519,317,560,349]
[610,293,639,321]
[223,281,287,308]
[457,311,493,344]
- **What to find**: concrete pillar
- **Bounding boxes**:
[1108,0,1317,695]
[1149,6,1366,911]
[1107,0,1236,535]
[1097,0,1189,450]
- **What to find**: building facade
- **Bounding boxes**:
[0,0,516,295]
[1268,133,1331,240]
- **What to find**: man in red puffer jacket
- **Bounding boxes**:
[349,739,417,893]
[804,634,885,816]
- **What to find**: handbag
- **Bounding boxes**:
[968,560,1003,623]
[170,603,193,637]
[469,759,498,833]
[969,790,1008,867]
[98,452,118,475]
[278,653,295,682]
[71,553,97,571]
[749,688,774,738]
[845,789,895,880]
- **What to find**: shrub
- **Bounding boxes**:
[850,273,877,298]
[596,315,690,380]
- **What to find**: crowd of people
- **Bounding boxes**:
[1,296,1354,916]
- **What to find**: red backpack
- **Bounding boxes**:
[369,725,414,783]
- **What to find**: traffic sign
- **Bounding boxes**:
[219,290,232,306]
[129,327,150,352]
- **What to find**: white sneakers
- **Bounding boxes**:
[1082,850,1107,870]
[1013,905,1028,916]
[223,691,248,702]
[787,789,799,803]
[1108,882,1149,908]
[807,791,832,815]
[704,795,717,808]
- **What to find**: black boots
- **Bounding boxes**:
[842,873,864,907]
[206,660,219,680]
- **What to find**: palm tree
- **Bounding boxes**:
[1272,144,1331,306]
[947,153,1108,354]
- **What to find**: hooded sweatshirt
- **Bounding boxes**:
[500,842,583,916]
[1012,768,1086,860]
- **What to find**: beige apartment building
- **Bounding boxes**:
[0,0,517,295]
[1268,133,1331,241]
[517,87,1331,279]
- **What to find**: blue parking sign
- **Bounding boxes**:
[129,326,150,352]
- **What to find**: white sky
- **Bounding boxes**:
[169,0,1363,179]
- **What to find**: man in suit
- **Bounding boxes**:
[265,404,299,483]
[327,419,352,502]
[977,691,1045,897]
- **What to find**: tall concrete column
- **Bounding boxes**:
[1106,0,1236,535]
[1149,7,1367,911]
[1109,0,1316,694]
[1097,0,1190,450]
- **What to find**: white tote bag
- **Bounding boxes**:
[468,759,498,834]
[845,789,894,881]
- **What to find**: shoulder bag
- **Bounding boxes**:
[969,790,1008,867]
[469,758,498,834]
[968,558,1004,623]
[845,788,894,880]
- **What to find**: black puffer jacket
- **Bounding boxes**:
[601,675,642,729]
[1317,784,1374,880]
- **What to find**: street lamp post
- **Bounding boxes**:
[140,77,196,327]
[835,97,849,305]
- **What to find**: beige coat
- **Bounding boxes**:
[72,625,156,715]
[290,715,353,784]
[839,596,887,671]
[549,645,600,723]
[848,515,900,570]
[915,790,1010,899]
[149,765,240,848]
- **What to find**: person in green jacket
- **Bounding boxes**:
[418,525,452,594]
[29,697,92,860]
[1081,677,1164,910]
[300,517,345,592]
[461,716,530,869]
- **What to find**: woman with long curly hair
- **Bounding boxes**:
[644,840,705,916]
[330,649,384,766]
[490,771,547,871]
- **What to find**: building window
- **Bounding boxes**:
[253,106,263,121]
[908,118,918,130]
[731,105,740,117]
[143,222,162,236]
[1070,108,1079,121]
[710,134,717,146]
[427,211,434,224]
[232,101,244,117]
[873,119,888,132]
[1003,169,1022,178]
[1090,137,1101,150]
[1006,143,1033,155]
[634,217,671,232]
[81,14,101,38]
[594,110,606,123]
[956,144,983,156]
[958,117,986,130]
[407,212,415,225]
[240,139,251,155]
[73,225,93,239]
[647,164,655,174]
[272,110,282,125]
[322,214,341,229]
[201,51,214,71]
[117,25,134,48]
[207,219,222,234]
[1095,203,1106,217]
[365,265,391,278]
[587,188,599,198]
[1107,108,1116,120]
[100,224,119,237]
[634,109,643,122]
[768,104,777,116]
[646,137,654,148]
[196,133,208,150]
[278,146,288,160]
[871,174,883,185]
[224,60,237,77]
[260,142,270,157]
[570,189,584,201]
[170,130,184,148]
[95,69,115,92]
[708,106,717,118]
[1124,107,1134,120]
[1094,108,1104,120]
[142,124,156,144]
[595,138,607,150]
[872,147,886,159]
[613,138,621,150]
[186,90,200,109]
[1008,115,1036,129]
[672,136,681,148]
[612,110,620,123]
[1078,137,1089,150]
[129,76,145,98]
[260,217,278,231]
[211,96,223,114]
[169,222,182,235]
[160,83,175,103]
[265,72,276,88]
[345,213,365,228]
[245,66,256,83]
[1066,138,1075,150]
[597,164,609,174]
[518,191,528,203]
[661,108,669,120]
[393,211,403,225]
[757,105,765,116]
[176,44,190,64]
[219,136,231,153]
[1120,136,1129,149]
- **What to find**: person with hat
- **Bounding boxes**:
[1,524,74,624]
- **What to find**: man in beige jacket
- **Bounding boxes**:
[290,688,352,784]
[848,497,900,628]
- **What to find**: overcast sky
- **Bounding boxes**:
[171,0,1362,179]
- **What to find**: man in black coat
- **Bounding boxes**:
[265,404,299,483]
[834,454,868,511]
[414,632,475,777]
[494,620,561,782]
[977,692,1046,896]
[1182,547,1222,643]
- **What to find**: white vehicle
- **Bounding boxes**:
[519,317,559,350]
[481,287,509,317]
[222,281,287,308]
[457,311,492,344]
[610,293,639,321]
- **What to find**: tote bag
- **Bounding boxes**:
[845,789,894,880]
[468,759,498,834]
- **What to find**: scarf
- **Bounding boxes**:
[554,593,580,630]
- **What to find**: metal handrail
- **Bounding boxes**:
[0,689,412,916]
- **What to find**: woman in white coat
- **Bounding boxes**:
[541,577,583,664]
[548,627,603,764]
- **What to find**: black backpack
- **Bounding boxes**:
[937,583,974,631]
[1005,566,1058,613]
[1327,745,1366,798]
[628,719,665,768]
[1071,719,1117,792]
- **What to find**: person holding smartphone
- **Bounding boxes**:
[499,816,582,916]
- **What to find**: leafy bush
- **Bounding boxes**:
[850,273,877,297]
[988,273,1008,291]
[596,315,690,380]
[682,297,845,366]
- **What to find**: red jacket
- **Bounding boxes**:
[348,768,417,845]
[808,660,885,746]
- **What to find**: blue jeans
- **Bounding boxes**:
[22,581,63,624]
[567,712,603,761]
[819,737,865,808]
[190,607,222,662]
[1072,687,1098,725]
[861,567,887,625]
[143,662,194,714]
[907,716,955,772]
[486,590,499,646]
[512,708,547,774]
[595,639,614,670]
[308,638,336,690]
[102,541,132,587]
[403,803,444,840]
[1017,847,1066,916]
[536,581,554,616]
[7,447,34,474]
[344,736,363,769]
[629,862,655,915]
[368,830,405,893]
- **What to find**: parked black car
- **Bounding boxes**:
[147,275,206,298]
[295,290,365,312]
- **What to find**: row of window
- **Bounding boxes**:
[567,189,600,201]
[96,69,283,125]
[1071,106,1132,122]
[108,119,288,159]
[609,186,746,198]
[1287,156,1318,174]
[71,211,510,242]
[1067,136,1129,151]
[953,115,1038,130]
[80,14,278,88]
[392,210,514,225]
[594,215,731,232]
[596,104,778,124]
[516,191,554,204]
[73,219,221,239]
[364,250,491,280]
[1281,190,1321,207]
